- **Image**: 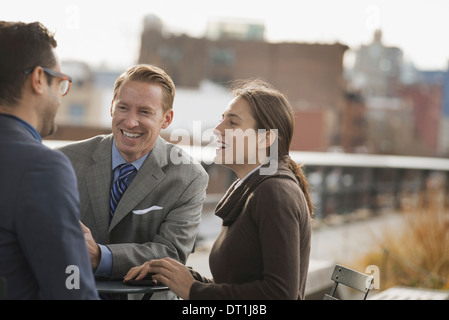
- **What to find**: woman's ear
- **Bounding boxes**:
[258,129,277,148]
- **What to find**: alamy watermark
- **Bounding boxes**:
[365,4,381,31]
[65,265,80,290]
[366,265,380,290]
[168,121,279,175]
[65,4,81,30]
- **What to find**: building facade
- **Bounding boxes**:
[139,15,365,152]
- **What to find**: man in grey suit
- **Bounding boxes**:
[0,21,98,299]
[58,65,208,290]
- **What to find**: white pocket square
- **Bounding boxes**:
[132,206,163,215]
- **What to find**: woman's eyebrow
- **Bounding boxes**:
[224,113,243,120]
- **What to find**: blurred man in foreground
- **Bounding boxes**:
[0,21,99,299]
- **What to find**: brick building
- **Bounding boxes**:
[138,15,364,152]
[400,83,442,153]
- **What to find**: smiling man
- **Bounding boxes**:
[111,79,172,162]
[58,65,208,299]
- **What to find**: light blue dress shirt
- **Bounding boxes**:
[95,142,150,278]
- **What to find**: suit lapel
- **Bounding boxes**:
[108,137,168,232]
[85,136,113,241]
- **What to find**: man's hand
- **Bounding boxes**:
[80,221,101,270]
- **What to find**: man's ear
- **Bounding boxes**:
[110,100,115,117]
[161,110,174,129]
[30,67,47,96]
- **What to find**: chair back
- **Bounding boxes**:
[323,264,374,300]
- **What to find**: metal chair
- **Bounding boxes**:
[323,264,374,300]
[0,277,7,299]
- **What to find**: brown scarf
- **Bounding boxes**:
[214,162,297,226]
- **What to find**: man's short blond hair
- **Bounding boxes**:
[113,64,175,112]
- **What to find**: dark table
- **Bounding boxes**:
[96,280,169,300]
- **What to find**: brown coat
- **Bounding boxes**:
[190,162,312,299]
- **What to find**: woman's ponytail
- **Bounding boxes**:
[285,157,314,218]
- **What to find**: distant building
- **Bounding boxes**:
[55,61,120,129]
[46,61,120,141]
[205,17,265,41]
[139,15,364,152]
[351,29,403,98]
[161,79,233,144]
[364,96,422,155]
[55,60,95,126]
[341,91,367,153]
[348,30,449,157]
[417,69,449,156]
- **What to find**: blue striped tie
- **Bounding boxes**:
[110,163,136,218]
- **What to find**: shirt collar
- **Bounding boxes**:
[111,141,149,171]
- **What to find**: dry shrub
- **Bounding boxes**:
[353,197,449,290]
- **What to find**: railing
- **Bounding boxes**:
[45,140,449,218]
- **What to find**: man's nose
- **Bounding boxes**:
[124,111,139,128]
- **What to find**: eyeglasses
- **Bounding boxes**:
[24,67,72,96]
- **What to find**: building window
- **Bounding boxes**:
[69,104,85,125]
[209,48,235,66]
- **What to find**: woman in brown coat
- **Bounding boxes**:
[124,79,314,300]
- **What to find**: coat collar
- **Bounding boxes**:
[215,162,296,226]
[86,134,168,234]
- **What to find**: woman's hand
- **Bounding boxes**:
[124,258,195,300]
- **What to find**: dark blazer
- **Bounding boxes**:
[0,114,98,299]
[58,134,209,279]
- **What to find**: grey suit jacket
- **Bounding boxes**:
[58,134,208,279]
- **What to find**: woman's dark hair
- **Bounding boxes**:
[0,21,57,106]
[230,78,314,217]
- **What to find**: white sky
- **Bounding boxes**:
[2,0,449,71]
